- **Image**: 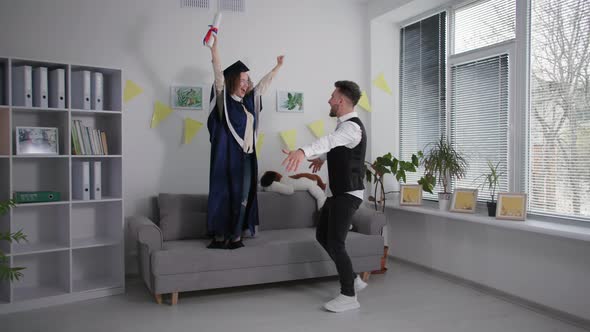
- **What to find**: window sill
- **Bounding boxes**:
[384,201,590,242]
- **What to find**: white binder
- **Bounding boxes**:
[91,161,102,200]
[72,161,90,200]
[91,72,103,110]
[49,68,65,108]
[33,67,48,108]
[72,70,91,109]
[12,65,33,107]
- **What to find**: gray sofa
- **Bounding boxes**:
[128,191,385,305]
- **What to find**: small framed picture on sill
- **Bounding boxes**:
[450,188,478,213]
[496,193,527,221]
[400,184,422,206]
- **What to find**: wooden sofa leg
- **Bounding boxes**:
[361,272,370,282]
[171,292,179,305]
[155,294,163,304]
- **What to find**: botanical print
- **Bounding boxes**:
[172,86,203,110]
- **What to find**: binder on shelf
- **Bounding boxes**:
[33,67,48,108]
[49,68,65,108]
[72,161,90,200]
[72,70,91,110]
[91,161,102,200]
[91,72,103,110]
[14,191,61,203]
[12,65,33,107]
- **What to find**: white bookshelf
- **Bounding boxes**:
[0,57,124,314]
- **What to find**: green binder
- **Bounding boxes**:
[14,191,61,203]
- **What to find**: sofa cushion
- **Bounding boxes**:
[158,193,208,240]
[257,192,317,230]
[151,228,384,275]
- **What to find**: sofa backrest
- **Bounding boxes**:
[157,191,317,240]
[257,191,317,230]
[158,193,208,241]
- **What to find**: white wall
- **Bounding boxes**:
[0,0,370,219]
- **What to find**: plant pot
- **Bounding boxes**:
[487,201,497,217]
[438,193,452,211]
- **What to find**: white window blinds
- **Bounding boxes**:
[451,55,509,201]
[400,13,446,196]
[529,0,590,218]
[454,0,516,54]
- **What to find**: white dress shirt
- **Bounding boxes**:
[299,112,364,200]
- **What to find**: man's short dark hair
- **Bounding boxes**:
[335,80,361,106]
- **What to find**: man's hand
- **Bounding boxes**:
[282,148,305,173]
[276,55,285,67]
[308,158,325,173]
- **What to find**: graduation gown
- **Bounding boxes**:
[207,86,262,238]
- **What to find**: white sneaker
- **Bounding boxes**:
[354,275,368,293]
[323,294,360,313]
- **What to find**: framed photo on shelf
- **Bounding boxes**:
[450,188,478,213]
[16,126,59,155]
[400,184,422,206]
[171,86,203,110]
[496,193,527,221]
[277,90,304,112]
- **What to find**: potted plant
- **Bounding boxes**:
[365,152,434,212]
[421,136,468,210]
[0,199,27,281]
[364,153,434,274]
[475,161,505,217]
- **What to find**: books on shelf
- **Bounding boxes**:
[71,119,109,155]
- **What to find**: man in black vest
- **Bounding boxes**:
[282,80,367,313]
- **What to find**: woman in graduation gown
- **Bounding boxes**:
[206,36,284,249]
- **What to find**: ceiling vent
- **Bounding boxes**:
[219,0,245,13]
[180,0,210,9]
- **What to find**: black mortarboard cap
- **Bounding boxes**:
[223,60,249,76]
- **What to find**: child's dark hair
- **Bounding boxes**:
[260,171,279,187]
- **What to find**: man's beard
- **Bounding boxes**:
[329,105,338,117]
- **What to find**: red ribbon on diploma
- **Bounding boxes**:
[203,25,218,46]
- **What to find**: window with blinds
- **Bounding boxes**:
[399,12,446,197]
[454,0,516,54]
[451,55,509,201]
[529,0,590,219]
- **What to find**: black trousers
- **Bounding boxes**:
[316,194,363,297]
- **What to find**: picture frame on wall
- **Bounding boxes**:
[171,86,203,110]
[400,184,422,206]
[450,188,478,213]
[16,126,59,155]
[496,193,527,221]
[277,90,304,113]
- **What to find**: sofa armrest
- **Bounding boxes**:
[351,207,386,236]
[127,216,163,252]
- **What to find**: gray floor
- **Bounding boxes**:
[2,260,587,332]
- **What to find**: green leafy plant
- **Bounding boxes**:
[421,136,468,194]
[474,161,505,204]
[282,92,303,110]
[365,152,435,212]
[0,199,27,281]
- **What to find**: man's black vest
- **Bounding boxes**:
[327,117,367,195]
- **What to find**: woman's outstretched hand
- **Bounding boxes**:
[276,55,285,67]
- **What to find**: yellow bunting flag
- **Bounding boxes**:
[279,129,297,151]
[151,101,173,128]
[372,73,393,95]
[256,133,265,158]
[358,91,372,112]
[307,120,326,138]
[183,118,204,144]
[123,80,144,102]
